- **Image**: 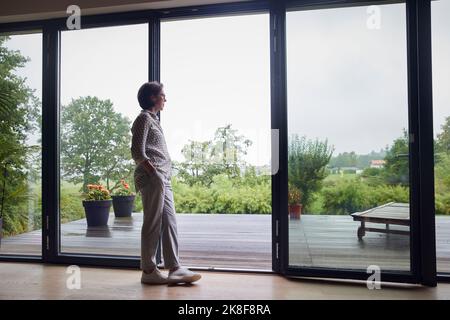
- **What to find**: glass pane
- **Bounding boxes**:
[0,32,42,256]
[59,24,148,256]
[287,4,410,271]
[432,0,450,274]
[161,14,272,269]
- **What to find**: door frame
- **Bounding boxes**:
[271,0,436,286]
[0,0,438,285]
[0,0,276,273]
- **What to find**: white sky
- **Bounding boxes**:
[160,14,270,166]
[287,3,409,154]
[4,0,449,161]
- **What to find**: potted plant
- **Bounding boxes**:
[111,179,135,218]
[288,185,302,219]
[83,184,112,227]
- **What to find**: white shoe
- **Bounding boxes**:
[168,267,202,284]
[141,268,168,285]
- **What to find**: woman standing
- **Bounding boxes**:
[131,81,201,285]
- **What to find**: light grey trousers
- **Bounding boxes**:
[139,171,181,272]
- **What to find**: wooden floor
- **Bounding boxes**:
[1,214,450,272]
[1,262,450,300]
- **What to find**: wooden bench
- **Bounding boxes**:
[351,202,410,240]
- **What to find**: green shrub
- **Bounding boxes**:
[60,189,84,224]
[322,178,409,215]
[435,153,450,215]
[171,174,271,214]
[436,193,450,215]
[1,183,41,236]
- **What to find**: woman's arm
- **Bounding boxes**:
[131,114,157,176]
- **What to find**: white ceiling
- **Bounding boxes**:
[0,0,252,23]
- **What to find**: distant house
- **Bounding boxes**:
[370,159,386,168]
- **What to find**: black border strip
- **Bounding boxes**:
[42,22,60,263]
[406,0,436,286]
[270,0,288,275]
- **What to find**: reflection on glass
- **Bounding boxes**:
[432,0,450,274]
[0,33,42,256]
[287,4,410,271]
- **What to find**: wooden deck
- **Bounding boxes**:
[1,214,450,272]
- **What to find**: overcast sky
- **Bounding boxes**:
[287,3,408,154]
[4,0,449,163]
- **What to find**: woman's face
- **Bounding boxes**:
[151,90,166,112]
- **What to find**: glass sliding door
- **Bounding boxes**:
[160,13,272,270]
[431,0,450,275]
[59,24,148,256]
[286,3,411,273]
[0,32,42,256]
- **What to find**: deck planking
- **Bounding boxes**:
[1,214,449,272]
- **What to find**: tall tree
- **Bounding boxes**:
[288,134,334,212]
[383,129,409,186]
[60,96,133,192]
[436,116,450,155]
[210,124,252,178]
[0,36,40,235]
[175,124,252,186]
[330,152,356,168]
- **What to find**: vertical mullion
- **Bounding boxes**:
[149,15,161,82]
[148,16,163,265]
[42,23,60,262]
[406,0,436,286]
[415,0,436,286]
[270,0,288,274]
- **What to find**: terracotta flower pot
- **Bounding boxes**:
[289,204,302,219]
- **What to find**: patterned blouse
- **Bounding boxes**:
[131,109,172,191]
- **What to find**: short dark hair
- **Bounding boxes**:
[137,81,164,110]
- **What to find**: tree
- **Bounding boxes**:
[288,134,334,212]
[175,124,252,187]
[61,96,133,192]
[435,117,450,215]
[436,116,450,155]
[383,129,409,186]
[210,124,252,178]
[0,36,41,235]
[176,140,218,186]
[329,151,358,168]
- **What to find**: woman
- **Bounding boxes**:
[131,81,201,285]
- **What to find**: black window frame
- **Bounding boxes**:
[0,0,442,285]
[274,0,437,285]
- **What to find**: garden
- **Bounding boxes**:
[1,33,450,238]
